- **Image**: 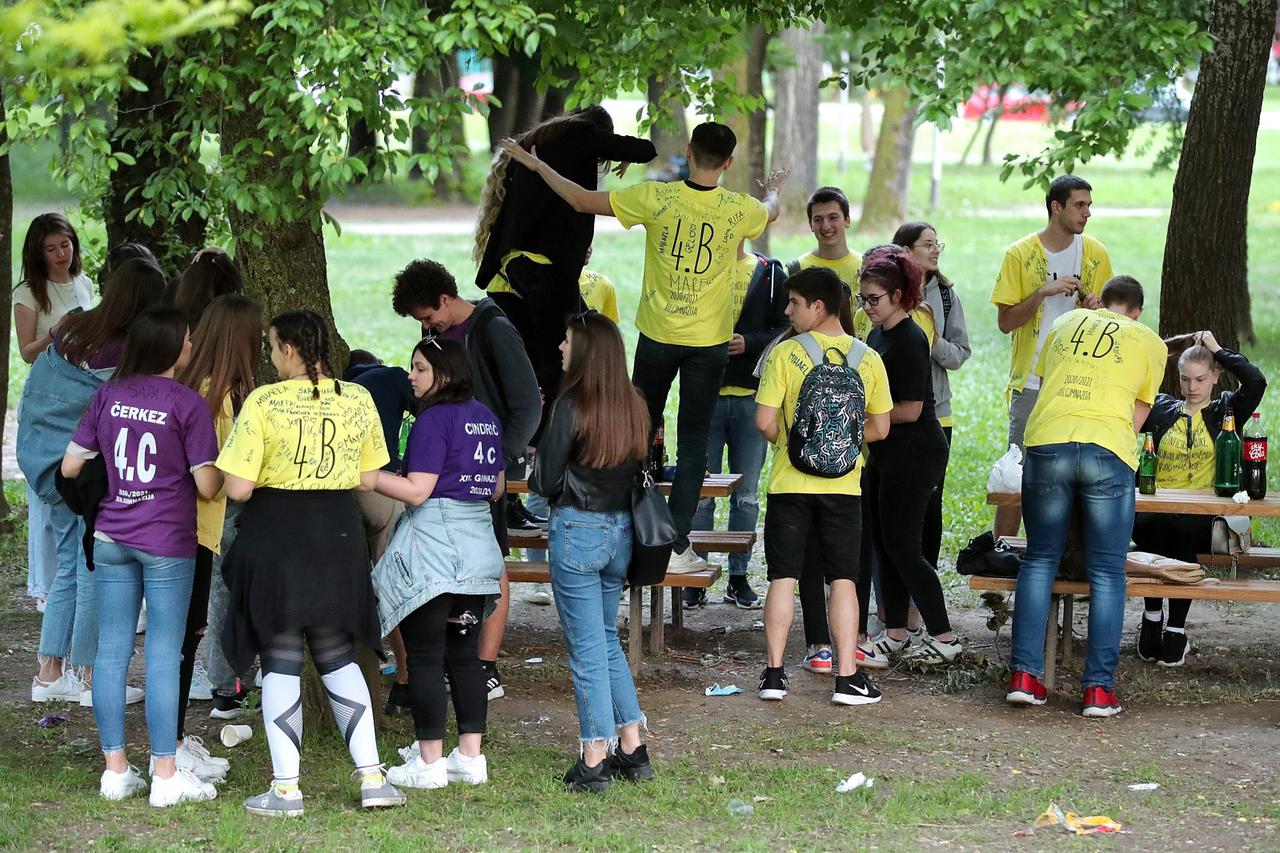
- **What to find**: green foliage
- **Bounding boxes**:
[821,0,1213,186]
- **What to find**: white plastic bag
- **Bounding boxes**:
[986,444,1023,494]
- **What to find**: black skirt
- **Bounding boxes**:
[220,488,382,675]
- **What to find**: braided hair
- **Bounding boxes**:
[270,309,342,400]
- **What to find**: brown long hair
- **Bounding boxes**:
[178,294,262,417]
[19,213,83,314]
[57,258,167,366]
[558,312,649,468]
[174,249,244,329]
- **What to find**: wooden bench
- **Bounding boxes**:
[970,574,1280,688]
[506,528,756,553]
[1196,547,1280,572]
[504,560,720,672]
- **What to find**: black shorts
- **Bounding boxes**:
[764,492,862,583]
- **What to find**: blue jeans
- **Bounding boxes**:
[691,394,767,576]
[632,334,729,553]
[524,493,549,562]
[92,539,195,757]
[1011,442,1135,689]
[26,481,59,600]
[548,507,645,746]
[37,499,97,667]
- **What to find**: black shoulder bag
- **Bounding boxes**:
[629,470,676,586]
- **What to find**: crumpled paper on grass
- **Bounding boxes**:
[836,772,874,792]
[1033,803,1122,835]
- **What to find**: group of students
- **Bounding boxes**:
[12,108,1266,811]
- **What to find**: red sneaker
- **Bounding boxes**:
[1006,671,1047,706]
[1082,685,1123,718]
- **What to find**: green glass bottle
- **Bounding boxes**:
[1137,433,1158,495]
[1214,411,1242,497]
[397,413,413,461]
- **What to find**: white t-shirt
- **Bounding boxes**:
[1024,236,1083,391]
[14,273,94,339]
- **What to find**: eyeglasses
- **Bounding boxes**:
[856,292,886,308]
[420,334,443,351]
[569,308,599,328]
[914,241,945,252]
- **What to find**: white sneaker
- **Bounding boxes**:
[136,602,147,634]
[667,547,711,574]
[80,684,145,707]
[386,752,448,789]
[100,765,148,800]
[32,671,85,703]
[445,748,488,785]
[152,737,228,783]
[149,767,217,807]
[868,630,913,658]
[398,742,418,763]
[189,661,215,701]
[902,636,964,665]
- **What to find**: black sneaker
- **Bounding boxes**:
[1157,630,1189,667]
[481,662,505,700]
[505,497,546,531]
[683,587,708,608]
[758,666,787,701]
[832,670,882,706]
[1137,615,1162,662]
[383,682,412,716]
[563,757,612,793]
[610,744,656,782]
[722,577,761,610]
[210,682,252,720]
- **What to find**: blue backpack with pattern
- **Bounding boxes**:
[785,333,868,478]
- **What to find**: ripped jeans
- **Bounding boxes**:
[548,506,645,747]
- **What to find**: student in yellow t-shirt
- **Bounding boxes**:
[1130,331,1267,666]
[755,267,892,706]
[787,186,862,286]
[499,122,788,571]
[1007,276,1166,719]
[217,309,405,815]
[687,242,790,611]
[989,175,1113,538]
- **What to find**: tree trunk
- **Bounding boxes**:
[104,50,207,276]
[859,91,875,154]
[746,25,771,253]
[720,48,751,194]
[980,83,1008,166]
[411,56,466,198]
[770,24,825,229]
[511,53,546,137]
[541,66,579,119]
[346,117,377,184]
[858,85,916,234]
[0,85,14,527]
[1158,0,1275,391]
[647,74,689,167]
[486,55,520,150]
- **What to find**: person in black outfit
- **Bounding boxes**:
[474,105,655,406]
[1132,330,1267,666]
[856,248,963,665]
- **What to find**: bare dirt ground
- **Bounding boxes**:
[5,557,1280,849]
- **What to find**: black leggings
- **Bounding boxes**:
[1133,512,1214,630]
[496,255,586,418]
[398,593,488,742]
[921,426,953,570]
[858,436,951,636]
[177,545,213,738]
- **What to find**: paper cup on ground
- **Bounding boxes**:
[221,724,253,747]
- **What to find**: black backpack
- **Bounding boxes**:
[784,333,868,478]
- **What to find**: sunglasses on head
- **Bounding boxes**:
[569,308,599,328]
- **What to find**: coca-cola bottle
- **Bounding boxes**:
[649,425,667,480]
[1243,411,1268,500]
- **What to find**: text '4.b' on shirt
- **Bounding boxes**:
[1024,308,1167,470]
[610,181,768,348]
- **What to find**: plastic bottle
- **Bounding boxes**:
[1243,411,1268,500]
[397,413,414,461]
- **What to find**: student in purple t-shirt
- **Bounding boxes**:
[372,337,506,790]
[61,307,223,807]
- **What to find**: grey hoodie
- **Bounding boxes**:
[922,275,971,422]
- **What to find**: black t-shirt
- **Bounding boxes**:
[867,316,938,445]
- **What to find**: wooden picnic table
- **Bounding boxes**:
[508,473,745,499]
[986,487,1280,517]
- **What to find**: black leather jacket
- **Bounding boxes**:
[1142,347,1266,448]
[530,397,640,512]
